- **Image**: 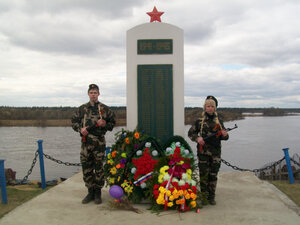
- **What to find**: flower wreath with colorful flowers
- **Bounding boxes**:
[104,128,164,203]
[149,135,201,212]
[105,130,202,211]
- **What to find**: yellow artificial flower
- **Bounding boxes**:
[107,153,111,159]
[158,175,164,184]
[156,197,165,205]
[190,193,197,200]
[167,202,174,207]
[178,190,184,196]
[160,166,169,174]
[121,153,127,158]
[190,200,197,208]
[176,199,185,205]
[166,190,171,197]
[110,167,117,175]
[186,169,192,175]
[109,178,115,184]
[107,159,114,165]
[121,180,128,188]
[185,193,191,200]
[159,186,166,194]
[125,186,133,194]
[169,195,174,201]
[173,193,179,199]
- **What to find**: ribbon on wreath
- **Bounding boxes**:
[133,172,153,186]
[164,167,175,210]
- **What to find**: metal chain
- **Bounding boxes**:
[43,153,81,167]
[290,158,300,167]
[20,149,295,184]
[20,149,39,184]
[221,157,285,173]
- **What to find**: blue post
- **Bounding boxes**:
[0,159,8,204]
[37,140,46,189]
[282,148,295,184]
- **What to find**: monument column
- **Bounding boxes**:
[126,8,184,143]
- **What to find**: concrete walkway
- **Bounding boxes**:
[1,171,299,225]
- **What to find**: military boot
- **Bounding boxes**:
[82,188,94,204]
[208,196,216,205]
[94,189,102,204]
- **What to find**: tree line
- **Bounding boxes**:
[1,106,298,122]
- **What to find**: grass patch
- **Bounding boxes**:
[269,180,300,207]
[0,184,52,218]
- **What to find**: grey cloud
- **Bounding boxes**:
[4,0,144,18]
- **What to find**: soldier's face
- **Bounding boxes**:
[88,89,100,102]
[205,104,215,115]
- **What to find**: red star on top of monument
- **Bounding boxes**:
[147,6,164,23]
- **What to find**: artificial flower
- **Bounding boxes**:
[111,151,117,158]
[167,202,174,207]
[110,167,117,175]
[190,200,197,208]
[107,153,112,159]
[134,132,140,139]
[125,137,130,144]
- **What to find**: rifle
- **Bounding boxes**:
[203,124,238,141]
[81,104,104,143]
[198,124,238,152]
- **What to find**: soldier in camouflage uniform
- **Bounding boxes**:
[71,84,115,204]
[188,96,228,205]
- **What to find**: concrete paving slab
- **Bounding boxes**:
[0,171,299,225]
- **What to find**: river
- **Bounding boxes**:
[0,116,299,180]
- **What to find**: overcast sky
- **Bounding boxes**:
[0,0,299,108]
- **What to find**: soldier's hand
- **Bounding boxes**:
[97,119,106,127]
[196,137,205,146]
[80,127,89,136]
[221,130,228,137]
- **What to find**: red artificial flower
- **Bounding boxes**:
[161,181,168,187]
[153,190,159,198]
[192,186,197,193]
[153,184,160,190]
[172,182,179,190]
[181,163,191,170]
[132,148,159,180]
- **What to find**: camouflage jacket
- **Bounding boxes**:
[71,101,116,138]
[188,113,229,148]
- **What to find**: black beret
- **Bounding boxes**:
[88,84,99,91]
[206,95,218,107]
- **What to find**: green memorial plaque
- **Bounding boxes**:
[137,39,173,54]
[137,64,173,143]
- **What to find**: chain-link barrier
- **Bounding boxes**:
[43,153,81,167]
[290,158,300,167]
[20,148,297,183]
[20,149,39,184]
[20,150,81,184]
[221,157,285,173]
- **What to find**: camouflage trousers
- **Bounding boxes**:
[197,147,221,199]
[80,135,106,190]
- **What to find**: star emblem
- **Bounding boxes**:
[132,148,159,180]
[146,6,164,23]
